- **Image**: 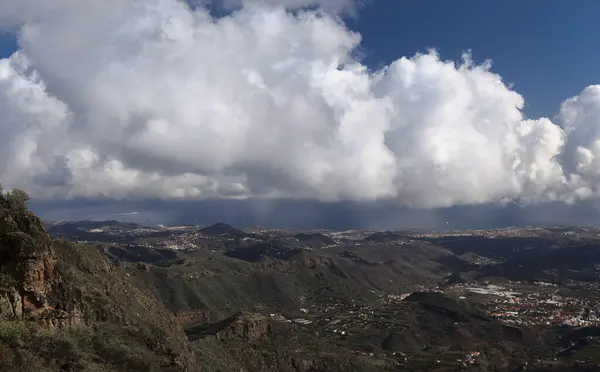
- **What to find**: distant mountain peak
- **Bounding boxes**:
[293,232,335,247]
[200,222,246,237]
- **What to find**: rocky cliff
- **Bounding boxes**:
[0,199,197,371]
[187,312,399,372]
[0,207,56,318]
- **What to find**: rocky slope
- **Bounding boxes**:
[188,312,400,372]
[0,199,196,371]
[9,204,600,371]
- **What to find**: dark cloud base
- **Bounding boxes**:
[29,199,600,231]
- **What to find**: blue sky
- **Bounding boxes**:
[1,1,597,119]
[348,0,600,119]
[0,33,16,58]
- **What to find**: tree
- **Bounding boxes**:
[0,187,30,212]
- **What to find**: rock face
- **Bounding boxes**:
[188,312,398,372]
[186,312,275,343]
[0,288,23,318]
[0,200,197,371]
[0,207,76,325]
[175,309,212,326]
[214,313,272,342]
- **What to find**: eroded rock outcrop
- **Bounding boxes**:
[0,200,197,371]
[214,313,273,342]
[175,309,212,326]
[0,208,77,325]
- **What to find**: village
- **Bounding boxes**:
[441,281,600,327]
[242,278,600,370]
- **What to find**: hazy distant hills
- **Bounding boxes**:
[199,222,248,237]
[31,197,600,230]
[293,232,336,246]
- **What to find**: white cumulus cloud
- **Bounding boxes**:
[0,0,599,208]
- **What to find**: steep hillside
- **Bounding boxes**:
[123,243,454,326]
[0,193,196,372]
[187,312,401,372]
[126,251,379,323]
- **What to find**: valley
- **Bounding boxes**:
[28,219,600,371]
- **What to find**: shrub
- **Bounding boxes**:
[0,184,30,212]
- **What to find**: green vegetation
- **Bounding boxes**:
[0,183,196,372]
[0,321,185,372]
[0,184,30,213]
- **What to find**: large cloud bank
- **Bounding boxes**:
[0,0,599,208]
